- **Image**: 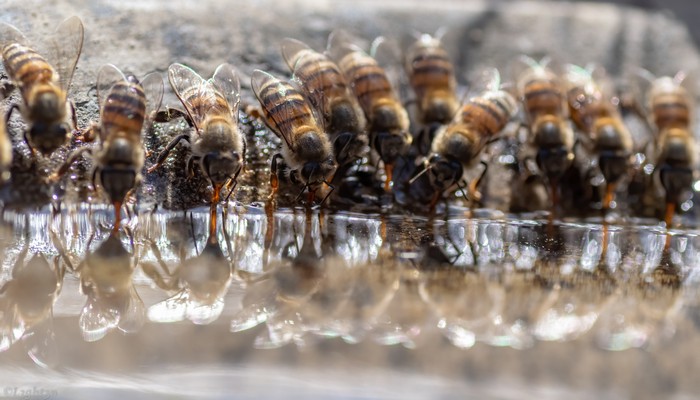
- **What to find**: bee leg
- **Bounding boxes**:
[467,161,488,206]
[4,103,18,126]
[48,146,93,183]
[152,107,193,126]
[22,129,36,159]
[69,99,78,131]
[0,80,15,100]
[186,155,199,178]
[269,153,284,199]
[224,167,242,203]
[147,133,191,174]
[319,180,335,205]
[141,238,179,291]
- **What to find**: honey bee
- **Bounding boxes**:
[408,68,517,209]
[0,107,10,182]
[52,65,163,233]
[0,16,83,156]
[251,69,336,204]
[405,32,460,153]
[639,71,697,227]
[280,38,368,169]
[148,63,245,204]
[565,64,633,210]
[328,32,412,190]
[516,56,574,210]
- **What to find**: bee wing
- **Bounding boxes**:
[96,64,128,111]
[210,63,241,123]
[280,37,312,72]
[79,296,119,342]
[627,67,657,126]
[251,69,299,150]
[511,55,551,96]
[23,314,58,368]
[140,71,164,130]
[117,287,146,334]
[168,63,215,131]
[49,16,84,92]
[0,21,29,48]
[370,36,405,98]
[326,29,365,63]
[147,290,188,323]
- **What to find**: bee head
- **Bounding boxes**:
[535,145,573,182]
[301,156,336,186]
[426,153,462,191]
[374,130,410,165]
[29,121,71,155]
[202,151,242,186]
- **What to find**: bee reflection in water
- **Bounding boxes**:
[0,220,69,367]
[68,231,145,342]
[142,207,235,325]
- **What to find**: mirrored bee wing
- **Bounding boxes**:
[210,63,241,123]
[23,313,58,368]
[280,37,312,72]
[49,16,84,92]
[140,71,164,131]
[251,69,304,150]
[147,289,188,323]
[0,21,30,48]
[0,297,23,352]
[117,286,145,334]
[168,63,216,131]
[96,64,128,111]
[78,296,119,342]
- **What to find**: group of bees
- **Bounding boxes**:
[0,16,697,234]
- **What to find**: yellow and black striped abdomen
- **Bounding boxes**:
[652,92,691,130]
[101,81,146,139]
[2,43,55,93]
[256,73,317,141]
[461,96,511,137]
[338,53,394,115]
[523,79,565,120]
[409,48,454,99]
[296,52,348,105]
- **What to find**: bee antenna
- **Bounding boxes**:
[409,164,433,185]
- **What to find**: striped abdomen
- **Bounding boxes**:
[337,52,396,117]
[255,73,318,144]
[652,91,691,131]
[522,79,566,120]
[180,83,230,121]
[2,43,56,97]
[460,92,515,137]
[294,51,349,116]
[101,81,147,139]
[407,45,455,102]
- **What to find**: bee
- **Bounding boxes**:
[148,63,245,204]
[640,71,696,227]
[52,65,163,233]
[405,32,460,153]
[0,107,10,182]
[328,32,412,190]
[516,56,574,210]
[280,38,368,170]
[408,69,517,209]
[251,69,336,204]
[565,64,633,211]
[0,16,83,156]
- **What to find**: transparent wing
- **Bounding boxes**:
[0,21,29,48]
[140,71,164,129]
[251,69,301,150]
[147,290,188,323]
[49,16,84,91]
[511,55,551,96]
[370,36,404,97]
[280,37,312,72]
[210,63,241,123]
[168,63,215,130]
[79,297,119,342]
[96,64,127,110]
[326,29,365,63]
[117,287,145,334]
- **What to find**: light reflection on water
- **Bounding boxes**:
[0,206,697,367]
